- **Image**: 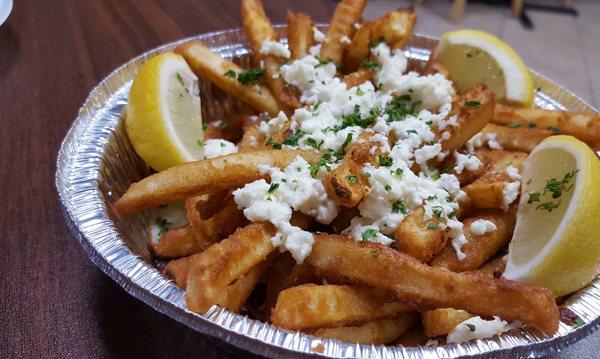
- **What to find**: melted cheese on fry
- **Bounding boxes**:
[447,316,522,343]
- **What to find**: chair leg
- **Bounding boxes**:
[452,0,467,23]
[512,0,523,17]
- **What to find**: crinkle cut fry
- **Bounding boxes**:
[185,222,276,313]
[320,0,366,65]
[369,8,416,50]
[114,149,319,214]
[174,41,280,115]
[271,284,415,330]
[286,11,314,61]
[305,234,559,334]
[314,314,418,345]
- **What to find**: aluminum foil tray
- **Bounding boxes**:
[55,27,600,358]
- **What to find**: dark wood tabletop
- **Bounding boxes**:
[0,1,336,358]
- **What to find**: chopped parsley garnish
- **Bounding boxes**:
[282,130,306,146]
[527,192,541,204]
[427,195,438,201]
[369,36,386,48]
[427,223,439,230]
[572,319,585,329]
[361,229,379,242]
[391,168,403,177]
[223,68,264,85]
[303,137,323,149]
[406,129,418,135]
[385,184,392,191]
[466,49,482,58]
[547,126,561,133]
[359,59,382,71]
[219,121,228,130]
[309,151,335,177]
[315,56,333,68]
[544,170,578,199]
[268,183,279,193]
[220,142,225,147]
[202,123,208,132]
[312,102,321,112]
[507,121,523,128]
[385,95,422,122]
[336,104,378,130]
[465,323,476,332]
[265,137,282,149]
[175,72,185,86]
[155,217,171,236]
[536,201,561,212]
[465,100,481,108]
[378,155,393,167]
[355,87,364,96]
[432,207,443,218]
[197,139,203,147]
[337,133,354,156]
[392,201,408,214]
[346,175,358,184]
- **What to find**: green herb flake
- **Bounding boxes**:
[378,155,393,167]
[224,69,237,78]
[155,217,171,236]
[536,201,561,212]
[346,175,358,184]
[466,323,476,332]
[361,228,379,242]
[282,130,306,146]
[465,100,481,108]
[427,223,439,230]
[392,201,408,214]
[385,184,392,191]
[236,68,265,85]
[175,72,185,86]
[391,168,403,177]
[547,126,561,133]
[507,121,523,128]
[369,36,386,48]
[268,183,280,194]
[359,59,382,71]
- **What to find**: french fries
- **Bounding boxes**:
[174,41,281,115]
[493,103,600,144]
[271,284,415,330]
[369,8,416,50]
[187,195,247,249]
[342,68,375,88]
[286,11,314,60]
[185,223,276,313]
[437,84,495,153]
[343,20,372,72]
[395,207,447,263]
[164,255,194,289]
[115,149,318,213]
[324,133,381,207]
[306,234,559,333]
[320,0,366,65]
[481,123,552,153]
[315,315,418,344]
[422,308,471,338]
[430,208,516,272]
[149,226,194,258]
[237,121,267,152]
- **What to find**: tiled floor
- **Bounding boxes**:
[365,0,600,109]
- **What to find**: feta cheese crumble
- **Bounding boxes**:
[470,219,497,236]
[203,139,238,159]
[340,35,351,44]
[447,316,522,344]
[233,156,337,262]
[259,40,291,59]
[313,26,326,42]
[505,165,521,181]
[502,181,520,209]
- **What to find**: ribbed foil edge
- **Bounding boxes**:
[55,27,600,358]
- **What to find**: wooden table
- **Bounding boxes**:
[0,1,334,357]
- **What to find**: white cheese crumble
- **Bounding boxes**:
[447,316,522,344]
[313,26,326,42]
[502,182,520,209]
[470,219,497,236]
[233,156,338,262]
[454,152,483,174]
[260,40,291,59]
[340,35,351,44]
[203,139,238,159]
[466,133,504,152]
[505,165,521,181]
[147,202,188,245]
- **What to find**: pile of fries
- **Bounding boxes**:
[115,0,600,347]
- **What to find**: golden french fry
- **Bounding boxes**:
[265,260,318,317]
[237,122,267,152]
[271,284,415,330]
[331,206,360,233]
[342,68,374,88]
[320,0,367,65]
[174,41,280,115]
[286,11,314,60]
[217,260,268,313]
[430,208,516,272]
[470,256,506,278]
[185,223,276,313]
[164,255,195,289]
[463,151,527,209]
[395,207,447,263]
[323,133,381,207]
[422,308,472,338]
[423,59,451,78]
[437,84,495,153]
[148,225,195,258]
[315,314,418,344]
[305,234,559,333]
[493,103,600,144]
[481,123,553,153]
[115,149,319,213]
[369,8,416,50]
[186,195,247,251]
[343,20,371,72]
[264,254,297,316]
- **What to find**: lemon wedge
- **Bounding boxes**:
[434,29,535,107]
[126,52,203,171]
[504,135,600,296]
